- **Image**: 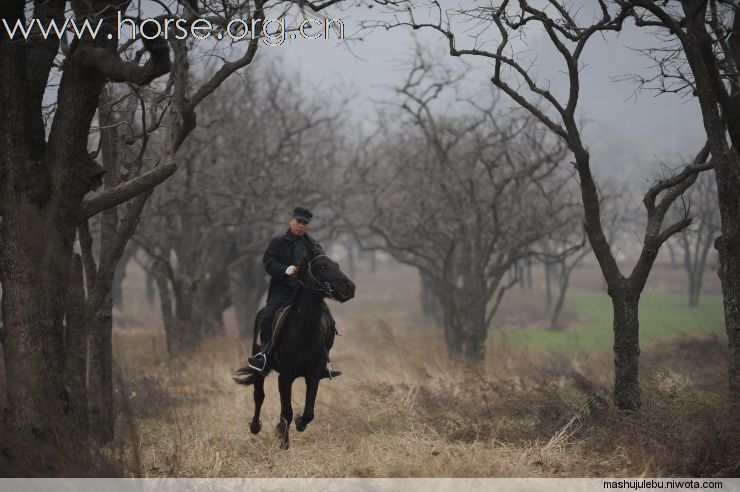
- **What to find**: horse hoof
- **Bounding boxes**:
[250,420,262,434]
[275,420,290,449]
[295,416,308,432]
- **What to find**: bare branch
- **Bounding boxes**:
[78,158,177,221]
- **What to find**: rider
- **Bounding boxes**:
[247,207,342,379]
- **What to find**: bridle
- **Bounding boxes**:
[296,254,336,299]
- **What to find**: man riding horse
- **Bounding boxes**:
[247,207,342,379]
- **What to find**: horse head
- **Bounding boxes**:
[297,245,356,303]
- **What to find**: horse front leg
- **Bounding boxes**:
[276,373,294,450]
[250,373,265,434]
[295,376,319,432]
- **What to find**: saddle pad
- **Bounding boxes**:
[270,304,332,347]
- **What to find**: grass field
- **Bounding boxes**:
[500,291,726,352]
[4,261,737,477]
[88,262,739,478]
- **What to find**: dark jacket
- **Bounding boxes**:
[263,229,324,297]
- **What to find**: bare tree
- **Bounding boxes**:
[374,1,713,409]
[670,172,721,307]
[623,0,740,396]
[0,0,345,445]
[350,60,577,362]
[135,67,345,355]
[539,232,588,331]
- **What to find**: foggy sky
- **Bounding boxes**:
[278,3,706,184]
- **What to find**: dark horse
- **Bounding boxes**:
[234,245,355,449]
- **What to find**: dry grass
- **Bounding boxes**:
[106,329,739,478]
[96,261,739,478]
[0,259,733,476]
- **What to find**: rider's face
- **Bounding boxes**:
[289,217,309,236]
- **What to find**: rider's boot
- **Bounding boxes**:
[319,329,342,380]
[247,339,272,375]
[320,360,342,380]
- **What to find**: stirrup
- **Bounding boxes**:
[247,353,268,374]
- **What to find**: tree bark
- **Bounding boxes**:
[1,204,79,437]
[0,7,72,436]
[87,293,114,444]
[172,279,199,351]
[611,289,641,411]
[64,254,88,437]
[152,260,177,356]
[0,0,113,438]
[669,0,740,398]
[714,155,740,396]
[462,296,487,363]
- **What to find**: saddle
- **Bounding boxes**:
[258,304,333,348]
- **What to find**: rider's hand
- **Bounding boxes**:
[285,265,298,277]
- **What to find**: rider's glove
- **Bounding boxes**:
[285,265,298,276]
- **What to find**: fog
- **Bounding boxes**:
[281,2,705,181]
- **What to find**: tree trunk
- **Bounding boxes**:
[714,155,740,397]
[87,293,114,444]
[172,279,199,352]
[611,290,641,410]
[545,263,553,308]
[549,261,570,331]
[462,297,487,364]
[688,269,702,308]
[0,204,77,437]
[153,261,177,356]
[673,6,740,400]
[1,0,112,439]
[718,241,740,397]
[64,254,89,437]
[442,308,463,358]
[199,274,226,339]
[145,268,156,307]
[516,262,524,291]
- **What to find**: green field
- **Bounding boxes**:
[498,291,726,352]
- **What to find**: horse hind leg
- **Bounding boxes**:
[250,374,265,434]
[276,373,294,450]
[295,376,319,432]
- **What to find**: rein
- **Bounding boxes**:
[296,254,336,299]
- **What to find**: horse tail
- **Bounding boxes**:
[232,370,259,386]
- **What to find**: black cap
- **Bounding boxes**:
[292,207,313,222]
